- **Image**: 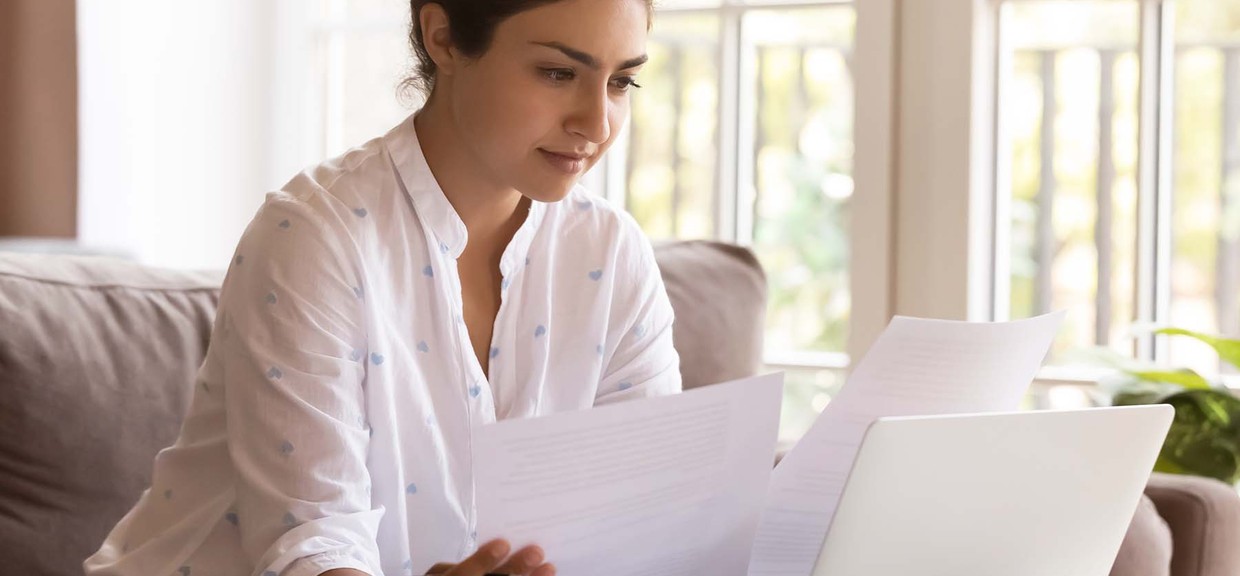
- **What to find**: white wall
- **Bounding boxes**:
[893,0,997,322]
[77,0,277,269]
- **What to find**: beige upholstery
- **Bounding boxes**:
[1111,493,1174,576]
[0,253,220,575]
[654,240,767,390]
[1146,473,1240,576]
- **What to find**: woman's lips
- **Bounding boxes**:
[539,149,586,174]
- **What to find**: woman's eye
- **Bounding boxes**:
[611,77,643,92]
[543,68,575,82]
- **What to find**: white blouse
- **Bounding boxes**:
[84,113,682,576]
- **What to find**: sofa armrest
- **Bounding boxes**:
[1145,472,1240,576]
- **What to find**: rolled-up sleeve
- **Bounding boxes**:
[595,225,682,405]
[219,192,383,576]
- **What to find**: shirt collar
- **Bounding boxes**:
[499,197,545,278]
[384,113,468,258]
[384,113,546,271]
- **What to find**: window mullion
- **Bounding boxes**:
[1134,0,1176,361]
[716,7,744,243]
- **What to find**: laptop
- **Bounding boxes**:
[810,405,1174,576]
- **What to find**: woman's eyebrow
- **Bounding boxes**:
[530,41,649,71]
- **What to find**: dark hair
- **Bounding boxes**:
[403,0,653,97]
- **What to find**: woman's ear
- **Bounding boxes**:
[419,3,457,77]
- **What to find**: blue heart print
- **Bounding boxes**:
[267,367,283,380]
[371,353,385,365]
[490,347,500,359]
[423,265,434,278]
[278,219,290,229]
[353,207,368,217]
[350,349,363,361]
[469,384,482,398]
[440,242,450,254]
[589,269,603,281]
[618,382,634,391]
[534,325,547,338]
[575,199,593,210]
[417,341,430,353]
[353,286,364,299]
[265,292,277,305]
[596,344,605,356]
[406,483,418,495]
[501,277,511,291]
[279,440,294,456]
[633,323,648,338]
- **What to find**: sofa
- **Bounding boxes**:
[1,242,1237,576]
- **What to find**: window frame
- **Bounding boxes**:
[599,0,899,369]
[985,0,1188,381]
[957,0,1238,388]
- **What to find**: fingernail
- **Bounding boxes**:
[524,548,543,565]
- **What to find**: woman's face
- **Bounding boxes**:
[445,0,649,203]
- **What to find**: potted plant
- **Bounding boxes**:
[1097,328,1240,485]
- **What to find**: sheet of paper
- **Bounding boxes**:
[475,373,784,576]
[746,311,1065,576]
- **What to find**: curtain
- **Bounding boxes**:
[0,0,77,237]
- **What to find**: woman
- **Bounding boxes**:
[83,0,679,574]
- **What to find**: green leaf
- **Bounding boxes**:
[1125,368,1213,390]
[1113,389,1171,406]
[1155,328,1240,371]
[1157,390,1240,484]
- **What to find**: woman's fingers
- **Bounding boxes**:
[491,545,545,575]
[530,563,557,576]
[439,539,554,576]
[446,539,510,576]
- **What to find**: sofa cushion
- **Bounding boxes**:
[653,240,767,389]
[0,253,221,576]
[1145,472,1240,576]
[1110,494,1173,576]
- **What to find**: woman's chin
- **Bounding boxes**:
[517,178,578,204]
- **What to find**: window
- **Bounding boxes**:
[613,1,859,438]
[992,0,1240,379]
[285,0,876,440]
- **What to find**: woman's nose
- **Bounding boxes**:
[566,84,611,144]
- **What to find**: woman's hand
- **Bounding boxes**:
[426,539,555,576]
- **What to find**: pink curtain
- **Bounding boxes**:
[0,0,77,237]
